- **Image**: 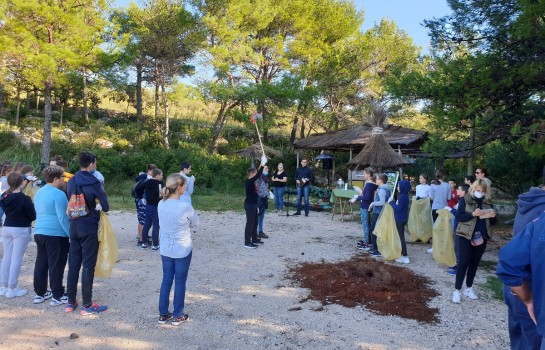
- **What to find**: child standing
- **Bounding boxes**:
[355,168,377,251]
[415,174,431,200]
[0,173,36,298]
[368,173,392,257]
[430,169,451,222]
[447,179,460,209]
[389,180,411,264]
[141,168,164,250]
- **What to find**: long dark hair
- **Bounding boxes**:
[3,172,24,197]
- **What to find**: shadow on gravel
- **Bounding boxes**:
[290,255,439,324]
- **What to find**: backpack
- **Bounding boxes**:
[131,177,147,200]
[67,186,90,219]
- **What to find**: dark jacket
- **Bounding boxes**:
[0,192,36,227]
[357,181,378,210]
[67,170,109,234]
[513,187,545,236]
[295,166,313,187]
[389,180,411,223]
[245,166,264,205]
[142,178,163,206]
[133,173,147,200]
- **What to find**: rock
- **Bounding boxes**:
[94,138,114,149]
[69,333,79,340]
[63,128,73,136]
[175,132,191,141]
[24,127,37,133]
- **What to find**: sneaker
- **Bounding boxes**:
[80,302,108,316]
[252,239,264,245]
[5,288,28,298]
[158,313,173,324]
[452,290,461,304]
[65,301,78,313]
[370,250,382,257]
[395,256,410,264]
[171,314,189,326]
[447,267,457,275]
[258,232,269,239]
[51,294,68,306]
[34,291,53,304]
[244,243,258,249]
[151,245,160,251]
[463,287,478,300]
[0,287,6,296]
[293,212,301,216]
[141,243,148,249]
[427,248,433,254]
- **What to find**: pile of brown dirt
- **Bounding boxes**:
[291,255,439,323]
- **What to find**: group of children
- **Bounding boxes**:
[354,167,497,304]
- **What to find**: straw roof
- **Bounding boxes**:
[293,124,427,155]
[233,143,283,158]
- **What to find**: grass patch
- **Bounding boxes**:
[192,193,245,212]
[479,260,498,272]
[482,276,504,301]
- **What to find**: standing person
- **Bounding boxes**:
[464,175,476,187]
[256,166,270,239]
[271,163,287,214]
[355,168,377,251]
[475,167,492,192]
[0,162,12,226]
[447,179,460,209]
[497,166,545,350]
[157,173,199,325]
[140,168,164,250]
[0,173,36,298]
[452,179,496,304]
[294,159,314,217]
[179,162,195,204]
[444,184,470,275]
[32,165,70,305]
[65,151,109,315]
[430,169,451,222]
[133,164,157,246]
[389,180,411,264]
[244,155,267,249]
[415,173,431,199]
[368,173,392,257]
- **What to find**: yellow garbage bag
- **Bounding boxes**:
[95,211,119,278]
[432,209,457,267]
[373,204,401,260]
[408,197,433,243]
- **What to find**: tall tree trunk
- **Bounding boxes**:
[15,88,21,126]
[154,82,159,119]
[25,90,30,110]
[160,84,170,149]
[83,69,89,122]
[467,115,476,175]
[300,118,306,139]
[209,101,239,155]
[0,84,6,117]
[136,62,143,120]
[41,82,53,164]
[35,87,39,113]
[290,115,299,146]
[60,102,64,125]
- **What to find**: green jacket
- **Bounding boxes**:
[455,194,494,240]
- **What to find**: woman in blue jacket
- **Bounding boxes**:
[389,180,411,264]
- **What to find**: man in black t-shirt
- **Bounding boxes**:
[294,159,314,216]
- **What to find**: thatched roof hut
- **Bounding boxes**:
[347,105,409,170]
[234,143,283,158]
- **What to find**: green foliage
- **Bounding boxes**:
[482,276,504,301]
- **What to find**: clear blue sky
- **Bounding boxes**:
[356,0,451,51]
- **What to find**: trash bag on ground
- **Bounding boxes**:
[408,197,433,243]
[432,209,457,267]
[95,211,119,278]
[373,204,401,260]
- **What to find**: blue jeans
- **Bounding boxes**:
[142,205,159,246]
[273,187,286,210]
[159,252,192,317]
[504,285,542,350]
[296,185,310,214]
[360,208,370,243]
[258,208,266,233]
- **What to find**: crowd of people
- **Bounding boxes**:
[1,151,544,347]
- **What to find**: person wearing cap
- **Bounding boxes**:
[179,162,195,204]
[497,166,545,350]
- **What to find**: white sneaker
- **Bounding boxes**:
[0,287,6,296]
[50,294,68,306]
[463,287,478,300]
[34,291,53,304]
[395,256,410,264]
[5,288,28,298]
[427,248,433,254]
[452,290,461,304]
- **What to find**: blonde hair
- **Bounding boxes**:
[161,173,186,201]
[469,179,491,197]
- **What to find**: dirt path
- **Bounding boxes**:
[0,210,510,349]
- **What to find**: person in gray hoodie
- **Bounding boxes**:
[368,174,391,257]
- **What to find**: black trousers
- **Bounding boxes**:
[370,212,379,251]
[455,236,487,290]
[66,227,99,307]
[34,235,70,299]
[244,203,259,244]
[396,221,408,256]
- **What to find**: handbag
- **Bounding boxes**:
[67,186,89,219]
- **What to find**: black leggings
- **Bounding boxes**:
[396,221,408,256]
[455,236,487,290]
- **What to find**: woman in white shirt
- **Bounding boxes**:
[157,173,199,326]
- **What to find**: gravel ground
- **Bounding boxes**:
[0,210,510,350]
